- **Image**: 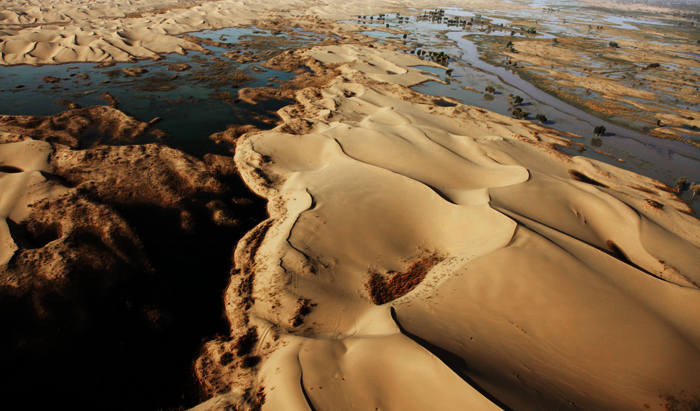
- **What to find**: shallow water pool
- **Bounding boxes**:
[0,27,319,156]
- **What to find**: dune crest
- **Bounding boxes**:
[192,44,700,411]
[0,0,489,66]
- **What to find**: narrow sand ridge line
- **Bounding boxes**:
[193,44,700,411]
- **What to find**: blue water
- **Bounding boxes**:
[0,27,318,156]
[678,52,700,59]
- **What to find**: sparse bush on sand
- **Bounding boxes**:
[367,253,441,304]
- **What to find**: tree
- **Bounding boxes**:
[535,114,547,124]
[511,107,529,119]
[508,95,524,106]
[691,183,700,196]
[403,33,408,40]
[608,41,619,48]
[676,176,687,191]
[656,119,662,126]
[594,125,606,136]
[485,85,496,94]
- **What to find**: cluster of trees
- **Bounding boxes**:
[357,14,408,24]
[482,87,551,123]
[508,26,537,36]
[508,94,528,118]
[511,107,529,119]
[508,94,524,106]
[412,49,451,65]
[609,41,619,48]
[674,176,700,196]
[416,9,446,23]
[445,17,470,28]
[414,9,513,34]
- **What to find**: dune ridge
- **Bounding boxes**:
[190,43,700,410]
[0,0,482,66]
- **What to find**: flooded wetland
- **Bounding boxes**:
[352,3,700,211]
[2,4,699,204]
[2,1,700,410]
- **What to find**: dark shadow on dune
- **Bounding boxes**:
[0,165,23,173]
[390,307,514,411]
[425,184,457,204]
[300,372,319,411]
[568,170,608,188]
[433,98,457,107]
[494,207,685,289]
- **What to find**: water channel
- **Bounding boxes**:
[360,10,700,212]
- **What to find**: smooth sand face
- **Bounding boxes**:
[0,138,67,265]
[2,1,700,410]
[192,44,700,411]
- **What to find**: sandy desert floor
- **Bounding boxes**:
[1,1,700,411]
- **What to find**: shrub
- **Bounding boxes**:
[367,253,441,304]
[676,176,687,191]
[511,107,529,119]
[509,95,524,106]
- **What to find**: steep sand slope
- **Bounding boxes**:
[0,138,66,264]
[195,45,700,410]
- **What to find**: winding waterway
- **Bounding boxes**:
[364,10,700,212]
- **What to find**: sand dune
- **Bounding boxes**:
[2,1,700,410]
[0,0,509,66]
[0,139,67,265]
[193,44,700,410]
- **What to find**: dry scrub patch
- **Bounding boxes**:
[367,252,443,304]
